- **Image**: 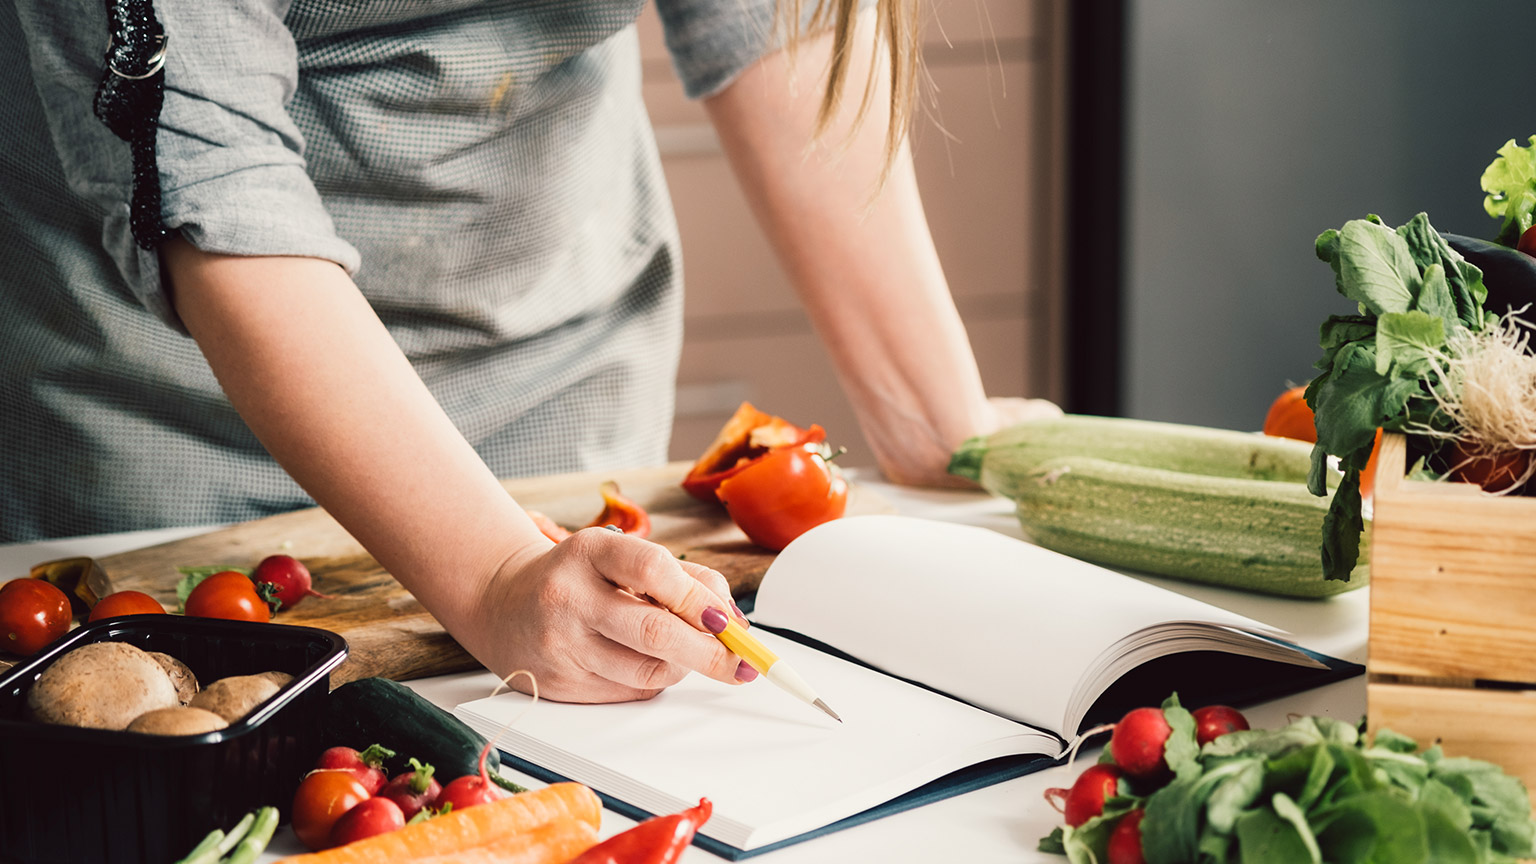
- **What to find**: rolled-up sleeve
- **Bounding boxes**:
[651,0,785,99]
[15,0,359,330]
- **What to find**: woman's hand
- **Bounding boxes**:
[867,396,1063,488]
[451,528,755,703]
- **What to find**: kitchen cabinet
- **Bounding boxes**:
[638,0,1067,467]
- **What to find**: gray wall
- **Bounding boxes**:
[1123,1,1532,430]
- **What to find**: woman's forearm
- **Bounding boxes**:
[703,13,997,484]
[163,238,547,626]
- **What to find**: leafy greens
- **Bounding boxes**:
[1481,136,1536,248]
[1040,700,1536,864]
[1305,213,1491,580]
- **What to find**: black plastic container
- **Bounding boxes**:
[0,616,347,864]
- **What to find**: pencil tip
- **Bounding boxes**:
[814,698,842,723]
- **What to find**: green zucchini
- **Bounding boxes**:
[950,417,1368,598]
[949,415,1315,490]
[325,677,526,793]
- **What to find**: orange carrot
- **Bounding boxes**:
[414,818,599,864]
[275,783,601,864]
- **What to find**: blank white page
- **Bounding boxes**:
[750,515,1274,732]
[454,628,1057,850]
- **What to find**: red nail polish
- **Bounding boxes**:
[735,660,759,683]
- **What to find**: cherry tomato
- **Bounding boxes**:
[328,796,405,847]
[184,571,271,623]
[292,769,371,852]
[1191,705,1250,746]
[87,590,166,623]
[0,579,72,656]
[715,444,848,552]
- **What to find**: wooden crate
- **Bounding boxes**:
[1367,432,1536,789]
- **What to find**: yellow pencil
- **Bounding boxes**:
[716,618,841,722]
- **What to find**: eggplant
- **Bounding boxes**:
[1445,234,1536,338]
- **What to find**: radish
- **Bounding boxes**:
[437,739,510,813]
[1109,707,1173,780]
[1107,809,1146,864]
[1061,764,1123,827]
[316,744,394,795]
[379,758,442,821]
[328,796,405,847]
[1191,705,1249,746]
[252,554,331,611]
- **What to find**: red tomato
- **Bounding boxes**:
[87,590,166,623]
[1107,809,1147,864]
[715,444,848,552]
[292,770,371,852]
[0,579,72,656]
[328,796,405,847]
[184,572,271,623]
[1518,224,1536,257]
[1191,705,1250,746]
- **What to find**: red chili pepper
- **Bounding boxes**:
[584,481,652,539]
[567,798,712,864]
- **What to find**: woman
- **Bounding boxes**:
[4,0,1056,701]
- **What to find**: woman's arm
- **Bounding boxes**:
[702,11,1058,486]
[164,239,747,701]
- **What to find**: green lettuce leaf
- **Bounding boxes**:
[1481,136,1536,247]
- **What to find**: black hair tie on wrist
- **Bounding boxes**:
[93,0,170,250]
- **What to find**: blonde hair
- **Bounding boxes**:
[779,0,920,175]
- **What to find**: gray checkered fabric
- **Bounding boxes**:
[2,0,784,541]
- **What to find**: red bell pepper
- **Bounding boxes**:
[566,798,712,864]
[584,481,652,539]
[681,402,825,504]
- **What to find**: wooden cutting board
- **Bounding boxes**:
[91,462,888,684]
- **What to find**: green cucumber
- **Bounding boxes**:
[949,415,1315,491]
[325,677,527,793]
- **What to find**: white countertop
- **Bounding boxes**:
[0,477,1369,863]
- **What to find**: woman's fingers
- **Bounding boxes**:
[588,587,746,687]
[574,528,736,630]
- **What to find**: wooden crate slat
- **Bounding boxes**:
[1367,681,1536,795]
[1368,434,1536,682]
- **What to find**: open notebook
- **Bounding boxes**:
[454,515,1360,858]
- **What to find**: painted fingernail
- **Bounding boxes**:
[735,660,759,682]
[701,606,729,634]
[731,600,747,621]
